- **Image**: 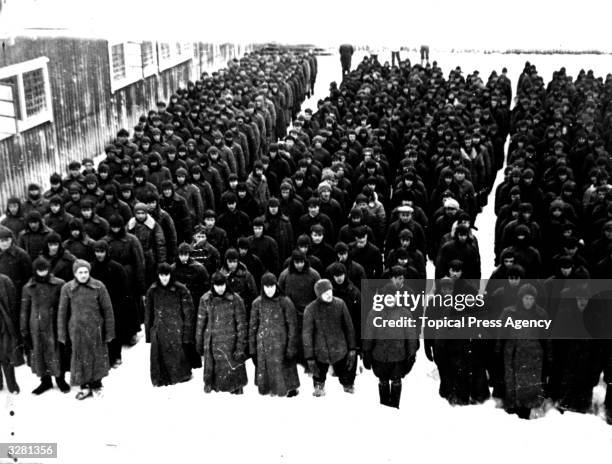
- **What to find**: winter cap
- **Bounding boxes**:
[518,283,538,299]
[84,174,98,184]
[157,262,172,275]
[557,255,574,268]
[349,207,363,219]
[134,202,148,213]
[103,184,117,195]
[109,215,125,228]
[317,182,332,194]
[33,256,51,272]
[328,262,347,277]
[211,271,227,285]
[444,198,460,209]
[72,259,91,273]
[237,237,250,250]
[253,217,265,227]
[310,224,325,236]
[507,264,525,278]
[261,272,277,287]
[222,192,238,204]
[0,226,13,239]
[80,199,95,211]
[399,229,414,240]
[354,225,368,238]
[178,242,192,255]
[267,197,280,208]
[26,211,42,222]
[225,248,240,262]
[395,248,409,260]
[314,279,333,298]
[515,224,530,236]
[396,205,414,214]
[335,242,349,253]
[93,240,108,252]
[49,195,63,206]
[45,232,62,245]
[291,249,306,262]
[297,235,311,247]
[448,259,464,271]
[391,265,406,277]
[307,197,321,207]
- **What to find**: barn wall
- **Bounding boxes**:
[0,37,255,208]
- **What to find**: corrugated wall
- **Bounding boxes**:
[0,37,255,208]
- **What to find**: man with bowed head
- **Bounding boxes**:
[57,259,115,400]
[303,278,357,397]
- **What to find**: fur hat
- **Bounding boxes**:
[134,202,148,213]
[261,272,277,287]
[33,256,50,272]
[0,226,14,239]
[72,259,91,273]
[314,279,333,298]
[518,283,537,299]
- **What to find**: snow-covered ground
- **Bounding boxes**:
[2,49,612,464]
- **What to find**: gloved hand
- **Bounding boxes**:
[362,351,372,370]
[346,350,357,371]
[307,359,319,378]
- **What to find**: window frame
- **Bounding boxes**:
[157,41,193,72]
[0,56,53,135]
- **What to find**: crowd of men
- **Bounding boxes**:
[0,45,610,424]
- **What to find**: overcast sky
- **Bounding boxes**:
[2,0,612,51]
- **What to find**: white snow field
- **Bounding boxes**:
[2,49,612,464]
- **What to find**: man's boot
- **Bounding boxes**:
[378,381,390,406]
[55,373,71,393]
[389,380,402,409]
[32,375,53,395]
[343,384,355,394]
[313,381,326,397]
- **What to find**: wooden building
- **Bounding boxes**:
[0,36,253,208]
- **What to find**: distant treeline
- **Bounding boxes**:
[496,49,612,55]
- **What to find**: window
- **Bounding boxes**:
[108,41,193,92]
[108,41,158,93]
[23,68,47,117]
[157,41,193,72]
[141,42,155,67]
[0,56,52,137]
[111,44,126,81]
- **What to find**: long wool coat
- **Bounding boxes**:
[0,274,20,365]
[20,275,66,377]
[91,258,132,345]
[497,304,551,409]
[145,281,194,386]
[249,294,300,396]
[58,278,115,386]
[196,291,248,392]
